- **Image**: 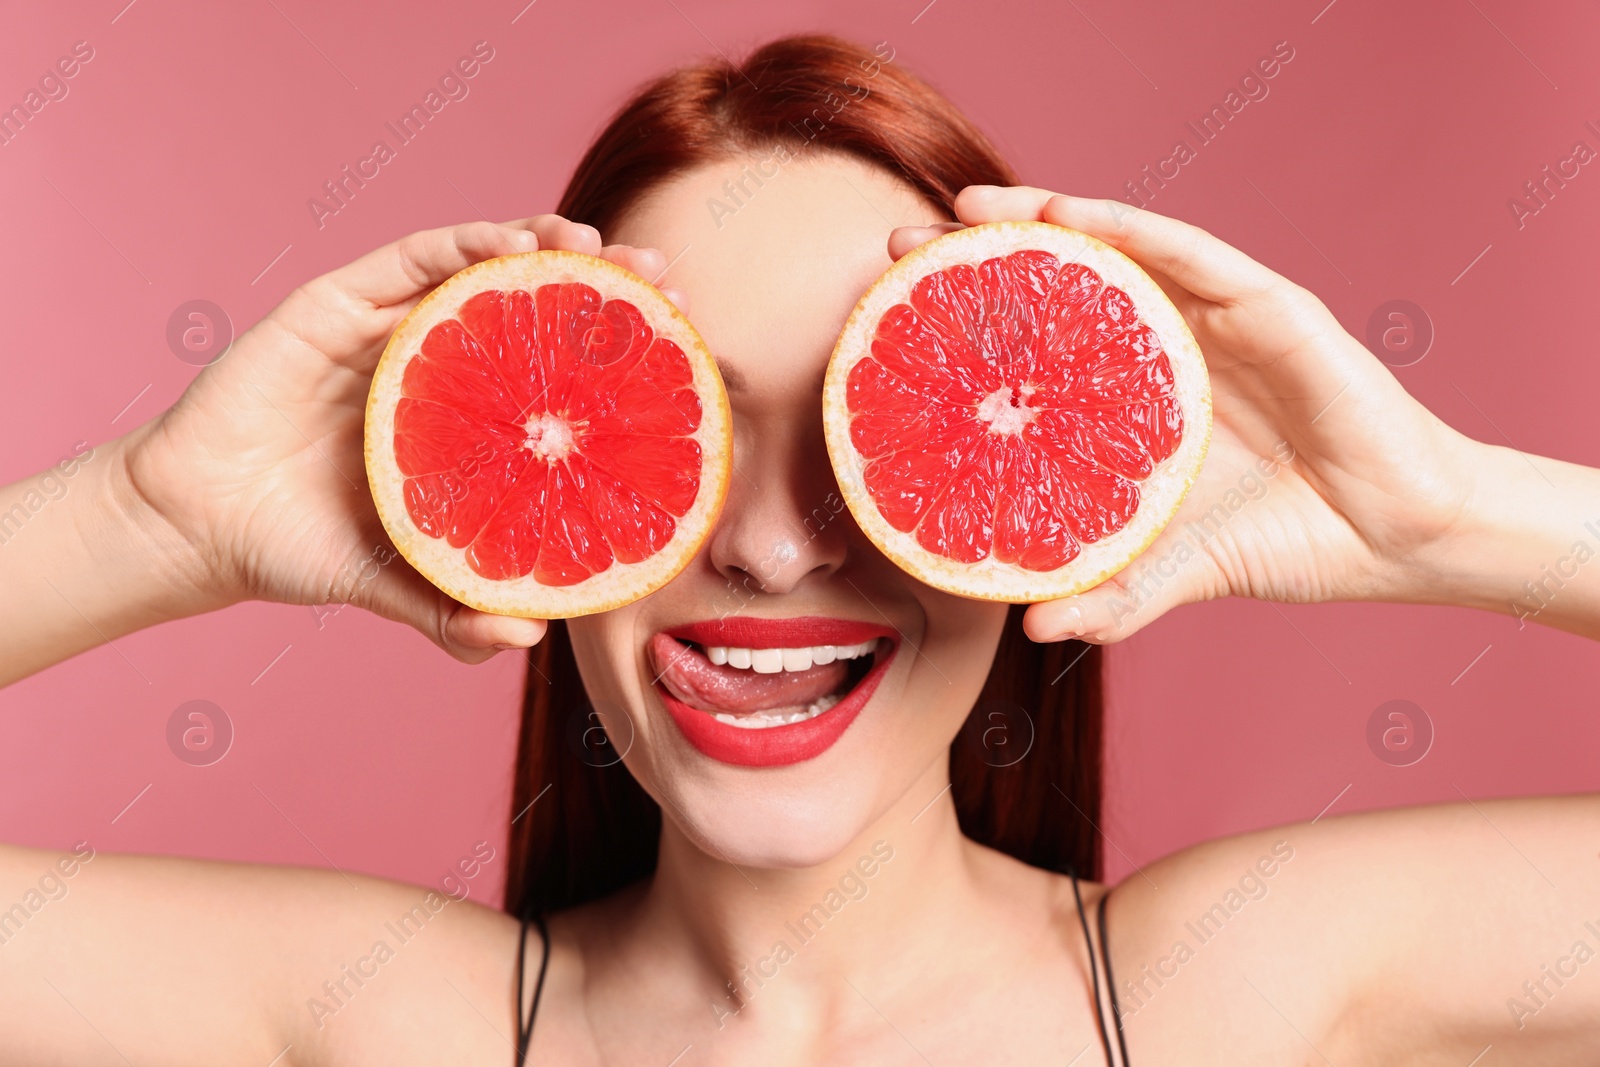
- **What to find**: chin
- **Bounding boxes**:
[618,615,926,871]
[568,597,994,873]
[667,776,886,870]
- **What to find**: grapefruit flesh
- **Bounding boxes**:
[366,251,731,618]
[824,222,1210,602]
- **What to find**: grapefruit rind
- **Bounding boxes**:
[823,221,1211,603]
[365,250,732,619]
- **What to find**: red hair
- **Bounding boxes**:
[505,35,1103,917]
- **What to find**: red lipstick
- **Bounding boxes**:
[666,616,892,648]
[653,617,898,767]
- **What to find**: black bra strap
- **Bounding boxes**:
[1069,869,1117,1066]
[515,913,551,1065]
[1097,888,1131,1066]
[514,891,1118,1064]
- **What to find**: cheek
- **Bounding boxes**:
[564,614,655,769]
[895,595,1009,763]
[855,592,1007,785]
[918,594,1010,706]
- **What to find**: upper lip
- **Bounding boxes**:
[663,616,898,649]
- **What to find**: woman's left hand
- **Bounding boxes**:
[889,185,1486,643]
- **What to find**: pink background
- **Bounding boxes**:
[3,0,1597,896]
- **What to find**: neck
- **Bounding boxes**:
[636,756,983,1017]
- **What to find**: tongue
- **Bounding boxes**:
[649,633,851,713]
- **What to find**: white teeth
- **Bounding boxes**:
[698,639,878,673]
[712,692,843,729]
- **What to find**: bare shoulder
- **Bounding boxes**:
[164,854,527,1066]
[284,868,525,1066]
[0,840,527,1067]
[496,884,639,1065]
[1101,794,1600,1062]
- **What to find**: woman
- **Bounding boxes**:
[3,34,1598,1065]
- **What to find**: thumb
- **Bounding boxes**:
[1023,538,1212,644]
[351,554,547,663]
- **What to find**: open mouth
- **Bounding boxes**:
[649,617,899,767]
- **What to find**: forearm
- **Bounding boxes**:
[1419,440,1600,640]
[0,427,224,688]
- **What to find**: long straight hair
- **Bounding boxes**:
[504,35,1104,918]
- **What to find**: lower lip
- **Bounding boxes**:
[658,642,897,768]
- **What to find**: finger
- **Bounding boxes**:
[954,186,1284,308]
[444,604,550,656]
[658,286,690,314]
[887,222,964,261]
[1023,585,1165,646]
[595,245,690,313]
[952,184,1059,224]
[518,214,602,256]
[1022,532,1211,645]
[598,243,667,280]
[353,556,547,663]
[1037,195,1280,306]
[334,219,539,309]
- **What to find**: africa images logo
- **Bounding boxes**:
[306,41,496,229]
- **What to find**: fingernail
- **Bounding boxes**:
[1057,605,1084,639]
[496,617,545,646]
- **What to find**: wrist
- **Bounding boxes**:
[1408,437,1600,631]
[96,425,241,623]
[0,427,239,687]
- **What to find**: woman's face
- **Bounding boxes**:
[566,153,1009,868]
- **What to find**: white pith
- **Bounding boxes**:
[975,385,1040,436]
[822,222,1213,604]
[523,412,575,460]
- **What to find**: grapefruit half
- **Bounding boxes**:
[365,251,731,618]
[824,222,1210,602]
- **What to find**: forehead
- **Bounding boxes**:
[609,154,941,394]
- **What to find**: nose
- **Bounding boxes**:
[706,416,850,597]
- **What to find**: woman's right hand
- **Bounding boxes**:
[122,216,679,662]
